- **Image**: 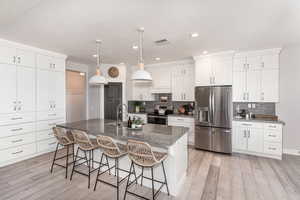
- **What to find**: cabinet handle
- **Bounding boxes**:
[213,76,215,84]
[268,134,276,137]
[48,114,57,116]
[53,64,55,69]
[50,63,52,69]
[18,57,21,64]
[48,123,56,126]
[261,92,264,101]
[268,147,277,150]
[242,123,252,126]
[11,139,23,143]
[261,62,264,68]
[13,56,16,63]
[247,64,250,70]
[243,130,247,137]
[18,106,21,111]
[269,125,277,128]
[11,128,23,132]
[11,117,23,120]
[248,130,250,138]
[12,150,23,155]
[13,105,17,111]
[246,92,249,101]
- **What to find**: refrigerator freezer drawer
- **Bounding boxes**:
[194,126,232,154]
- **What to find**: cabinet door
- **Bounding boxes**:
[37,69,50,111]
[247,70,261,102]
[16,49,35,68]
[148,67,171,90]
[262,54,279,69]
[37,54,52,70]
[247,128,264,153]
[17,67,35,113]
[213,58,233,85]
[52,71,66,111]
[183,66,195,101]
[233,56,246,71]
[52,57,65,72]
[195,58,212,86]
[235,126,248,150]
[172,71,184,101]
[261,69,279,102]
[0,64,17,114]
[0,46,16,65]
[246,55,262,70]
[233,71,246,102]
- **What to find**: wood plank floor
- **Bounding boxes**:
[1,148,300,200]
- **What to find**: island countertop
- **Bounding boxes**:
[57,119,188,149]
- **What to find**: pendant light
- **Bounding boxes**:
[131,28,152,81]
[89,40,108,85]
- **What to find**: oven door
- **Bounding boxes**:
[147,115,167,125]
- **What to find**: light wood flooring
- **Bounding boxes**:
[1,148,300,200]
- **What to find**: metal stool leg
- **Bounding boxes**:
[105,155,111,175]
[162,161,170,195]
[132,163,138,184]
[116,158,119,200]
[88,150,91,188]
[123,161,133,200]
[93,153,104,191]
[65,144,69,179]
[151,167,155,200]
[70,147,79,181]
[141,166,144,186]
[50,143,59,173]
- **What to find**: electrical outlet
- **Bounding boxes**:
[248,104,252,109]
[252,103,256,109]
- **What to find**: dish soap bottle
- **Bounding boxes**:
[128,117,132,128]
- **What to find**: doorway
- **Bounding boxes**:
[66,70,87,122]
[104,83,122,120]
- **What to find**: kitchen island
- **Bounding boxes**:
[57,119,189,196]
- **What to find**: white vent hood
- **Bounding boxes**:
[151,87,171,94]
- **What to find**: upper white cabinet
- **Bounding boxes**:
[194,51,234,86]
[0,46,35,68]
[37,54,65,72]
[172,64,194,101]
[233,48,281,102]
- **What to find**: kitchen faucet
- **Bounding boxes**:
[116,103,128,127]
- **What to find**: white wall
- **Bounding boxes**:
[88,63,127,119]
[277,45,300,152]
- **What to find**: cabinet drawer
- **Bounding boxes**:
[264,123,282,131]
[264,142,282,156]
[264,129,282,143]
[0,143,36,163]
[37,138,57,153]
[37,130,55,141]
[168,116,194,124]
[37,111,65,121]
[0,133,35,150]
[0,113,35,126]
[36,119,65,132]
[0,123,35,138]
[235,121,264,129]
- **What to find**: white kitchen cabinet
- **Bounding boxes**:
[233,121,283,159]
[172,65,194,101]
[0,46,16,65]
[0,63,35,115]
[194,52,234,86]
[37,54,65,72]
[0,46,35,68]
[261,69,279,102]
[147,66,171,93]
[233,49,281,103]
[247,70,261,102]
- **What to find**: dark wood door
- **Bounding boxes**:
[104,83,122,120]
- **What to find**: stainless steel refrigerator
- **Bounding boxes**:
[194,86,232,153]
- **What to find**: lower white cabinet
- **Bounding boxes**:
[233,121,283,159]
[0,143,36,164]
[168,116,194,145]
[37,138,57,153]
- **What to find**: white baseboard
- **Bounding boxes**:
[283,148,300,156]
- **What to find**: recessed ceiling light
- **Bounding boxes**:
[79,72,85,76]
[155,57,161,61]
[120,62,124,65]
[202,51,208,55]
[93,54,98,58]
[191,32,199,38]
[132,45,138,50]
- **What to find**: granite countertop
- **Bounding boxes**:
[128,112,147,115]
[168,114,194,118]
[57,119,188,149]
[233,117,285,125]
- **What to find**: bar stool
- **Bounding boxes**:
[70,129,100,188]
[50,127,75,179]
[123,140,170,200]
[94,135,137,200]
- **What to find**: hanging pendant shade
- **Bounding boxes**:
[131,28,152,81]
[89,40,107,85]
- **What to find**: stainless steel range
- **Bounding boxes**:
[194,86,232,154]
[147,113,168,125]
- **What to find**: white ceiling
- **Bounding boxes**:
[0,0,299,65]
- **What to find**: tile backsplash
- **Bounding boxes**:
[233,102,276,116]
